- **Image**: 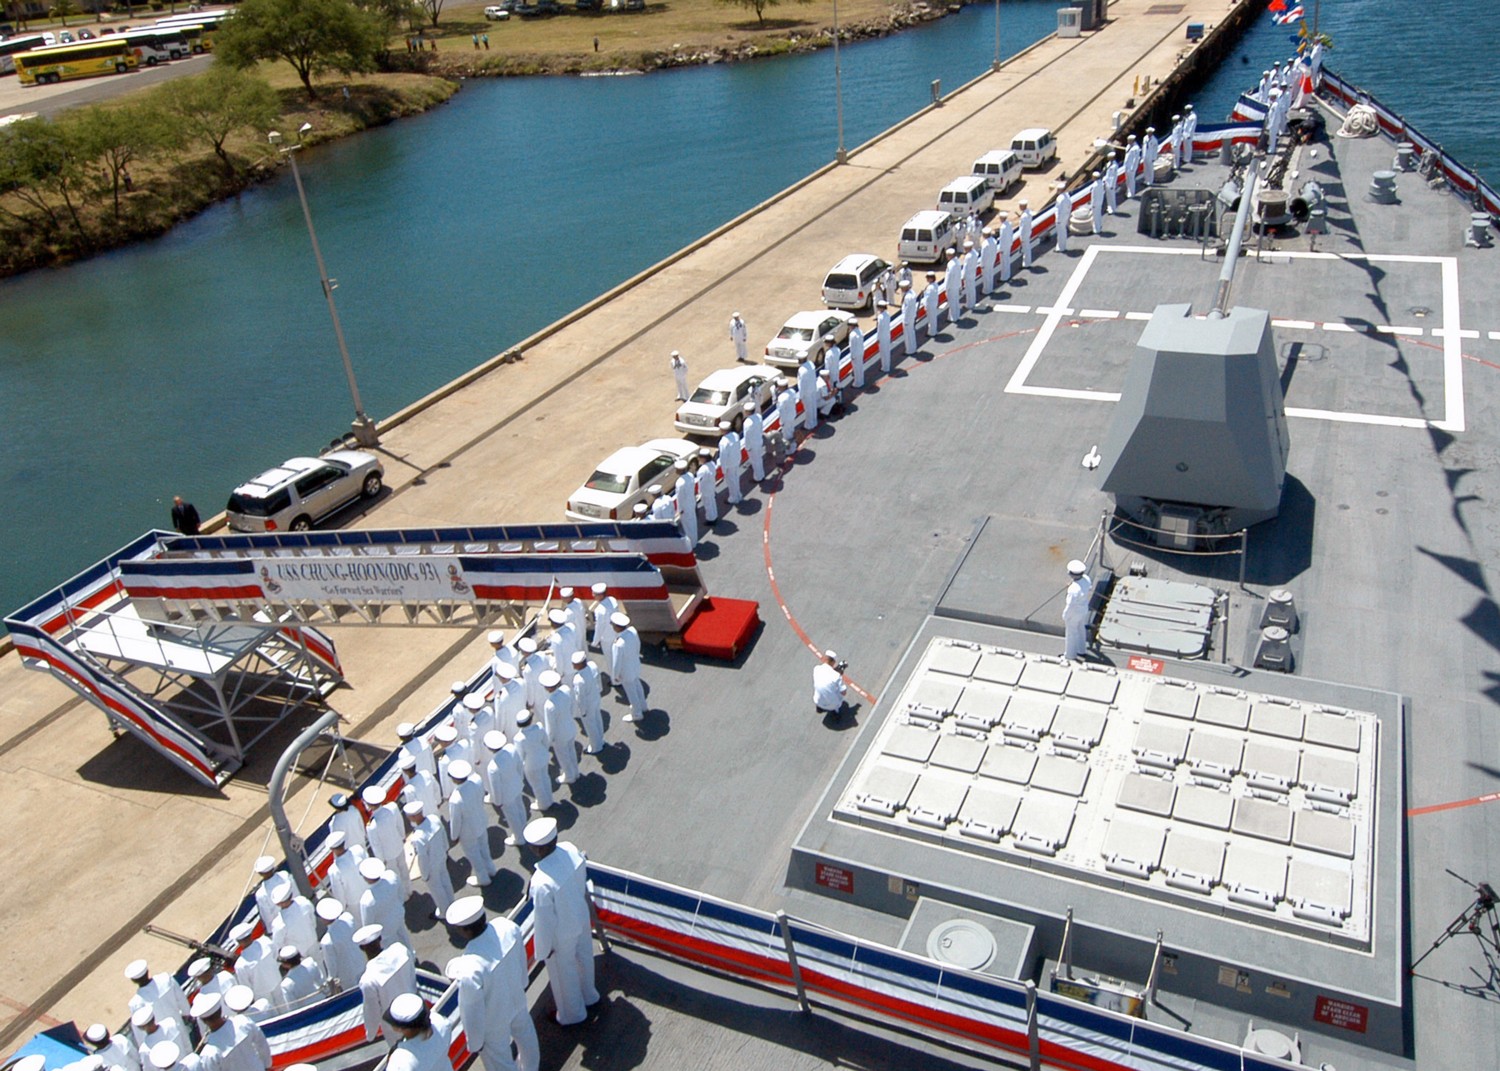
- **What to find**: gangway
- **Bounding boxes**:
[6,522,711,787]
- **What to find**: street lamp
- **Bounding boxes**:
[268,124,379,448]
[833,0,846,164]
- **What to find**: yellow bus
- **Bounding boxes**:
[155,10,232,51]
[14,39,138,86]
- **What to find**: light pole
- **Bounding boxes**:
[833,0,846,164]
[268,124,379,448]
[992,0,1001,71]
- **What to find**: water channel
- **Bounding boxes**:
[1,0,1493,620]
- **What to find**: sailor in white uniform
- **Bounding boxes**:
[516,637,547,713]
[83,1022,140,1071]
[513,709,556,812]
[1088,171,1104,234]
[695,446,720,526]
[383,994,452,1071]
[399,750,443,821]
[796,360,819,432]
[539,670,581,786]
[997,214,1014,284]
[899,279,918,357]
[943,250,963,323]
[130,1007,184,1061]
[1062,559,1094,661]
[443,897,538,1071]
[126,960,191,1045]
[609,613,647,723]
[480,730,529,847]
[669,350,688,401]
[875,299,893,375]
[1054,184,1073,254]
[524,819,599,1027]
[403,800,455,914]
[250,857,282,935]
[647,483,674,522]
[1018,200,1034,268]
[1103,153,1120,215]
[588,583,620,658]
[774,387,798,453]
[961,240,979,309]
[979,228,997,294]
[328,792,368,853]
[492,662,525,739]
[1142,126,1159,187]
[356,858,413,952]
[268,880,319,961]
[813,650,848,719]
[728,311,748,363]
[355,925,418,1044]
[717,422,743,503]
[445,759,497,886]
[227,922,279,1002]
[396,723,437,781]
[272,947,326,1012]
[221,987,270,1054]
[741,403,766,483]
[921,271,940,338]
[1124,136,1140,198]
[846,323,865,390]
[362,787,411,899]
[672,459,698,545]
[316,897,365,992]
[569,651,606,755]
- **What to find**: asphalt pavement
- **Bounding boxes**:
[0,52,212,120]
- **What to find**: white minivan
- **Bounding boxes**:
[1010,127,1058,170]
[821,253,890,312]
[936,175,994,222]
[971,149,1023,194]
[897,210,960,265]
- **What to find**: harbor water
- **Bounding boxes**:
[0,0,1492,622]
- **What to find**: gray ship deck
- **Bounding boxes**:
[379,104,1500,1071]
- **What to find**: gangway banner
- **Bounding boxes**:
[254,555,474,603]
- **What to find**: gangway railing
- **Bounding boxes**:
[123,521,705,635]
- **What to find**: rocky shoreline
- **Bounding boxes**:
[412,1,955,78]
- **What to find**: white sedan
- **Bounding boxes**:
[763,310,857,370]
[565,438,703,522]
[483,5,511,17]
[673,364,782,437]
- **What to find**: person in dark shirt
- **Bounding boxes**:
[171,496,201,535]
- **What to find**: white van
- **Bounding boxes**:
[1010,127,1058,170]
[936,175,994,222]
[821,253,890,312]
[972,149,1022,194]
[897,210,960,265]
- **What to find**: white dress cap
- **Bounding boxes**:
[130,1007,155,1028]
[402,800,424,818]
[358,858,387,882]
[188,957,211,979]
[124,959,150,981]
[444,896,486,927]
[591,583,607,597]
[276,945,299,964]
[570,652,587,666]
[326,830,346,850]
[190,992,222,1020]
[387,993,425,1025]
[1067,559,1087,575]
[539,670,562,690]
[228,921,255,944]
[361,786,386,808]
[522,816,558,847]
[148,1042,180,1070]
[463,692,485,711]
[487,630,506,646]
[315,897,345,922]
[434,724,458,744]
[84,1024,110,1045]
[447,759,473,781]
[352,924,383,947]
[548,609,568,626]
[517,637,538,655]
[482,730,506,751]
[253,856,277,877]
[559,587,574,599]
[223,985,256,1014]
[610,612,630,629]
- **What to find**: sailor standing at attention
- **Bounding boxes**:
[356,859,413,952]
[382,995,452,1071]
[524,819,600,1027]
[569,651,607,755]
[588,583,620,658]
[1124,136,1140,199]
[1089,171,1104,234]
[899,279,918,358]
[846,321,865,390]
[609,613,647,724]
[695,446,720,527]
[1018,200,1034,268]
[671,459,698,546]
[1062,559,1094,661]
[796,359,819,432]
[717,422,743,503]
[874,299,893,376]
[443,897,539,1071]
[446,759,498,886]
[669,350,689,402]
[961,240,979,310]
[362,787,411,899]
[482,729,530,845]
[539,670,581,786]
[997,213,1014,285]
[943,249,963,323]
[1142,127,1158,187]
[355,926,418,1044]
[513,709,556,812]
[922,271,941,339]
[741,402,766,483]
[979,227,997,295]
[125,960,191,1046]
[729,311,749,363]
[328,792,368,853]
[1103,153,1120,215]
[403,800,455,915]
[1054,184,1073,254]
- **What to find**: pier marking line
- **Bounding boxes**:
[1000,244,1466,431]
[1408,791,1500,818]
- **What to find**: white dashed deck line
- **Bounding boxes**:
[1273,319,1318,330]
[1124,311,1153,321]
[1322,322,1357,333]
[1378,326,1423,336]
[1078,309,1121,319]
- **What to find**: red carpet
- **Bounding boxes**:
[680,597,762,660]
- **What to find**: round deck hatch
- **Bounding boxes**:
[926,919,997,971]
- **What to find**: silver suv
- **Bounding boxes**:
[225,450,384,533]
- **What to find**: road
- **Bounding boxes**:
[0,53,212,120]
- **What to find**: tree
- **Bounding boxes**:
[413,0,442,29]
[73,99,178,218]
[153,66,280,179]
[0,116,92,240]
[715,0,809,28]
[216,0,385,99]
[49,0,79,26]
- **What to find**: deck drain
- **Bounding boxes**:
[927,919,997,971]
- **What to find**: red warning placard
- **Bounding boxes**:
[814,862,854,894]
[1313,995,1369,1032]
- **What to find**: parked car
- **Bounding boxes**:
[897,209,960,265]
[821,253,889,312]
[76,29,95,39]
[763,310,857,370]
[565,438,701,521]
[483,5,511,17]
[225,451,384,533]
[674,364,782,437]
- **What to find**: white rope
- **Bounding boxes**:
[1337,104,1380,139]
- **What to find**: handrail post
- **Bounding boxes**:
[1238,527,1249,590]
[1145,929,1164,1005]
[775,910,811,1014]
[1025,980,1040,1071]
